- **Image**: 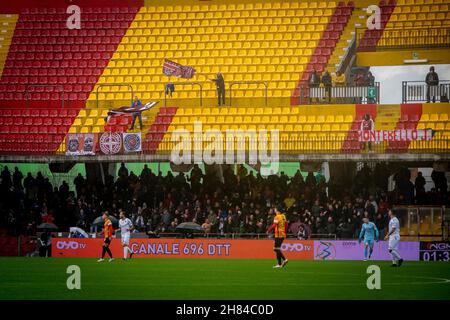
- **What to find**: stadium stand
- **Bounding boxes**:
[0,0,448,157]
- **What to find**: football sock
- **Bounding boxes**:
[105,247,113,258]
[101,247,106,259]
[391,248,401,261]
[123,247,128,259]
[364,246,368,259]
[369,247,373,257]
[276,250,282,265]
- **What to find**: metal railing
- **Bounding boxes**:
[299,83,380,105]
[95,83,134,109]
[0,128,449,156]
[164,82,203,107]
[25,84,65,109]
[356,26,450,51]
[402,81,450,103]
[393,206,446,240]
[229,81,268,106]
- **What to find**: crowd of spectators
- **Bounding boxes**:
[0,163,448,239]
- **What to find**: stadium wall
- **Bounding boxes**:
[51,238,423,261]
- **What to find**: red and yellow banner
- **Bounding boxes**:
[358,129,433,142]
[52,238,314,260]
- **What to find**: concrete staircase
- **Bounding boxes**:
[327,7,368,74]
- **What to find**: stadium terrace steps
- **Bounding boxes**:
[0,6,139,108]
[290,1,354,105]
[0,14,18,77]
[0,7,139,152]
[325,7,367,73]
[145,106,178,153]
[382,0,450,30]
[387,103,422,152]
[357,0,397,51]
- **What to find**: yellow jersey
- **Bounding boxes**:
[273,213,287,238]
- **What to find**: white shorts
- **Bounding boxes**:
[121,233,130,246]
[388,235,400,250]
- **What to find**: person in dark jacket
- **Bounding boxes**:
[322,70,332,102]
[130,96,143,130]
[211,72,225,106]
[425,66,439,103]
[308,67,321,103]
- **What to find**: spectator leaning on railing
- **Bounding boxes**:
[425,66,439,103]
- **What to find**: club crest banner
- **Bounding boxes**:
[65,133,97,155]
[99,132,123,155]
[123,133,142,153]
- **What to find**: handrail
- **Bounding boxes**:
[25,84,64,109]
[357,26,450,51]
[229,81,268,106]
[96,83,134,109]
[164,82,203,107]
[299,83,380,105]
[402,80,450,103]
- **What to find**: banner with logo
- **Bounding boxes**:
[52,238,314,260]
[98,132,142,155]
[123,133,142,153]
[163,59,196,79]
[358,129,433,142]
[419,241,450,261]
[314,240,420,261]
[65,133,97,155]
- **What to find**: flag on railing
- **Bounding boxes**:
[163,59,196,79]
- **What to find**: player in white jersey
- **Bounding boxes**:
[384,210,403,267]
[118,210,134,260]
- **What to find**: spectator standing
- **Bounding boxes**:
[211,72,225,106]
[360,113,374,152]
[415,171,426,204]
[322,70,332,102]
[425,66,439,103]
[130,96,143,130]
[12,167,23,190]
[308,67,321,103]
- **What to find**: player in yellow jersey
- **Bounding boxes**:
[97,212,114,262]
[267,206,289,268]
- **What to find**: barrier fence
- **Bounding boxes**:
[402,81,450,103]
[299,84,380,105]
[356,27,450,51]
[1,129,449,156]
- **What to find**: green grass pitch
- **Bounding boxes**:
[0,258,449,300]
